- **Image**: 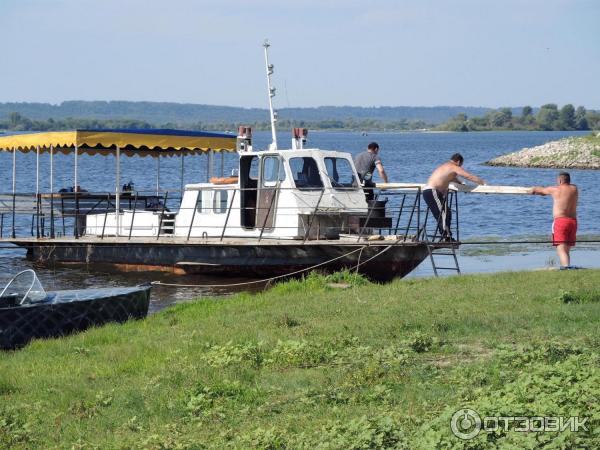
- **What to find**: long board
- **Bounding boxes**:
[375,182,532,195]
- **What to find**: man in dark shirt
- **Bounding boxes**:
[354,142,388,200]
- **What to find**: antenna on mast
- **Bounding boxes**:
[263,39,278,151]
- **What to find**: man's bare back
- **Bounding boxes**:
[426,161,485,193]
[532,183,578,219]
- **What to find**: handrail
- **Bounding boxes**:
[128,191,139,240]
[0,186,462,246]
[156,191,169,240]
[35,193,40,238]
[454,191,460,242]
[417,189,421,238]
[404,190,420,241]
[50,190,55,238]
[393,194,406,236]
[101,192,110,239]
[303,188,325,243]
[258,188,278,242]
[74,189,79,239]
[187,190,200,241]
[11,189,15,238]
[356,192,379,242]
[220,189,237,242]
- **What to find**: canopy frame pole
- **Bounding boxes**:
[74,145,78,189]
[36,145,40,238]
[180,153,185,196]
[35,145,40,196]
[220,151,224,177]
[116,145,121,237]
[156,156,161,195]
[11,146,16,238]
[50,145,55,238]
[207,150,214,182]
[74,145,80,238]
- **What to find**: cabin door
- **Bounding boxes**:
[256,155,284,231]
[240,155,259,229]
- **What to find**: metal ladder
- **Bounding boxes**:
[426,243,461,276]
[421,191,461,277]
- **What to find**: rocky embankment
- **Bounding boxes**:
[486,134,600,169]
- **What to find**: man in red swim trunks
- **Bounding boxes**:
[531,172,578,269]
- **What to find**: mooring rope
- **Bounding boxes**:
[151,240,405,289]
[151,245,369,288]
[457,240,600,245]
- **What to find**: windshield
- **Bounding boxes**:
[289,157,324,189]
[324,157,358,188]
[0,269,47,304]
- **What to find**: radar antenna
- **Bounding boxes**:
[263,39,278,150]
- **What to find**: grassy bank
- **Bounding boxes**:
[1,270,599,449]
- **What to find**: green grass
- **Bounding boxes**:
[578,132,600,145]
[1,270,599,449]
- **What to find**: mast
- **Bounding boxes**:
[263,39,278,150]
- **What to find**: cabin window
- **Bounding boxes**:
[289,157,323,189]
[213,190,229,214]
[196,190,211,214]
[261,156,285,187]
[195,190,204,213]
[249,156,259,180]
[324,157,358,188]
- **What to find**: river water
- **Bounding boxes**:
[1,130,598,310]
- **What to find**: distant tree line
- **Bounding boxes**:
[437,104,600,132]
[2,106,598,134]
[0,101,492,125]
[0,112,431,132]
[0,112,156,131]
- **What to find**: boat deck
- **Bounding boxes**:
[2,234,456,248]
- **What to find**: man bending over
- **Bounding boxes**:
[423,153,485,241]
[354,142,388,201]
[531,172,578,269]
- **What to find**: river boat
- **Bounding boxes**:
[0,42,473,281]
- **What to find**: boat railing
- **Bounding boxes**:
[0,186,458,244]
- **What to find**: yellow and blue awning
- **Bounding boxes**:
[0,129,237,157]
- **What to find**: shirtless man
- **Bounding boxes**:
[423,153,485,241]
[531,172,578,269]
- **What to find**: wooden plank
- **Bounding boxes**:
[452,184,532,195]
[175,261,222,266]
[376,182,532,195]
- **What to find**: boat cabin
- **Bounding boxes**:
[85,146,371,240]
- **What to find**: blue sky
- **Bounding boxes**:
[1,0,599,108]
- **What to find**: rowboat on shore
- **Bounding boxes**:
[0,270,151,350]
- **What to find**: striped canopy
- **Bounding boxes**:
[0,129,237,157]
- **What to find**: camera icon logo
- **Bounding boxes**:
[451,408,482,440]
